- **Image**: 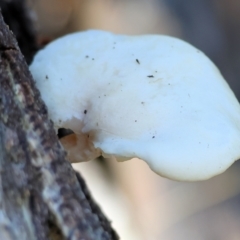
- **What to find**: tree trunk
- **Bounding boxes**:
[0,3,118,240]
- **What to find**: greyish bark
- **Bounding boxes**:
[0,6,118,240]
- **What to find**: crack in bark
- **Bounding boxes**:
[0,47,17,52]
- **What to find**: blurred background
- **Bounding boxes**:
[26,0,240,239]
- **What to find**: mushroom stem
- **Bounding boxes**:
[60,133,101,162]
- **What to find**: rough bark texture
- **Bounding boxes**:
[0,0,38,64]
[0,5,118,240]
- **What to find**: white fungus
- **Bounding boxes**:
[30,30,240,181]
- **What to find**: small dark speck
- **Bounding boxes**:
[113,47,115,49]
[147,75,154,78]
[84,110,87,114]
[155,71,158,73]
[92,58,95,60]
[104,94,106,97]
[45,75,48,79]
[152,136,155,139]
[85,55,89,58]
[136,59,140,64]
[135,120,137,122]
[141,102,144,104]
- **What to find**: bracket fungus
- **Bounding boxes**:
[30,30,240,181]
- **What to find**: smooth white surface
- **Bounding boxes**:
[30,30,240,181]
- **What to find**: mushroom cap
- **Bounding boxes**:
[30,30,240,181]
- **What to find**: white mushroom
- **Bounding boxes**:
[30,30,240,181]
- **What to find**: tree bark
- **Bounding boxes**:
[0,5,118,240]
[0,0,38,64]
